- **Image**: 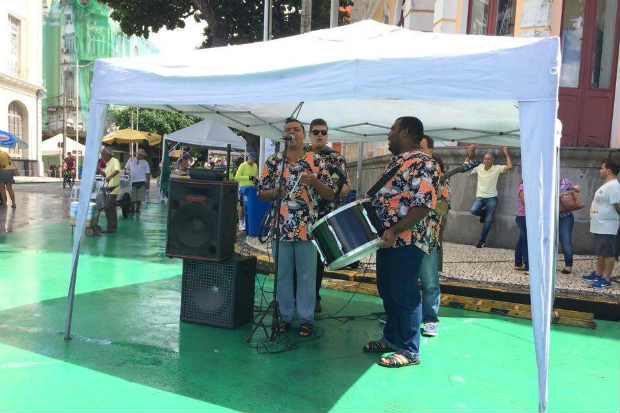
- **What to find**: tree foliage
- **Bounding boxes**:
[98,0,353,48]
[109,107,201,136]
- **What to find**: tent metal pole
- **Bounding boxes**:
[356,141,364,195]
[64,244,80,340]
[263,0,271,41]
[259,137,266,178]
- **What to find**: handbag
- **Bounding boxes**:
[559,190,584,213]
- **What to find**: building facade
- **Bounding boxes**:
[41,0,157,174]
[346,0,620,160]
[0,0,44,176]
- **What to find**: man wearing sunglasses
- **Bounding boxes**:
[307,118,350,312]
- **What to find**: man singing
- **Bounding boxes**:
[258,118,335,337]
[363,116,441,367]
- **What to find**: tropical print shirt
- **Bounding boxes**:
[259,151,334,242]
[312,147,350,217]
[371,151,441,253]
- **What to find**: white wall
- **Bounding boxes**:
[0,0,43,173]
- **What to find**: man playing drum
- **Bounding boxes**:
[306,118,350,312]
[363,116,441,368]
[258,118,335,338]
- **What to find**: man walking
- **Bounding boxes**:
[125,149,150,214]
[102,148,120,233]
[583,159,620,289]
[466,144,512,248]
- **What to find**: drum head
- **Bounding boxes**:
[326,238,382,270]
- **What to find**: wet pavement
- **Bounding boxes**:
[0,183,72,234]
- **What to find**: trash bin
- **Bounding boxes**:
[241,186,271,237]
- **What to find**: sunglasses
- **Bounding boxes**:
[311,130,328,136]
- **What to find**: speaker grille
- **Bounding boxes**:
[180,255,256,328]
[167,179,238,261]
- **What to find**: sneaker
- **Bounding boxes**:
[592,278,612,289]
[378,315,387,325]
[582,271,601,281]
[238,221,246,231]
[422,322,438,337]
[476,241,486,248]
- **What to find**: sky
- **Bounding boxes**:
[148,17,207,54]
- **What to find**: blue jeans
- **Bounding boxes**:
[272,240,317,325]
[515,216,528,270]
[470,197,498,242]
[419,246,440,323]
[376,244,424,359]
[558,213,574,267]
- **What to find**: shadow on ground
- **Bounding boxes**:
[0,276,384,413]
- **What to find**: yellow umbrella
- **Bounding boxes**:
[102,128,162,146]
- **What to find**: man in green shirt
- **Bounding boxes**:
[234,152,259,231]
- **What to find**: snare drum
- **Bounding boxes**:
[309,199,383,270]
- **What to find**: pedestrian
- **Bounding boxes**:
[101,147,121,234]
[234,152,259,231]
[0,150,16,208]
[125,149,151,214]
[514,180,528,274]
[465,144,513,248]
[558,178,580,274]
[583,159,620,289]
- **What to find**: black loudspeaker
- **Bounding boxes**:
[167,178,238,261]
[180,255,256,328]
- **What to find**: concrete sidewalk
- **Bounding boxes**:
[14,176,63,184]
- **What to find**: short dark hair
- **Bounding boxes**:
[310,118,327,130]
[603,159,620,175]
[422,135,434,149]
[397,116,424,146]
[285,117,304,130]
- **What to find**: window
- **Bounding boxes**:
[468,0,515,36]
[8,101,27,158]
[64,71,74,100]
[8,15,21,76]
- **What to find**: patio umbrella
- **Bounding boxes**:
[102,128,162,146]
[0,129,28,148]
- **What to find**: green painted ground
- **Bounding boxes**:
[0,202,618,412]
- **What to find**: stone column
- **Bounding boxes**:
[433,0,458,33]
[403,0,437,31]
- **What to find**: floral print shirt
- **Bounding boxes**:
[259,151,334,242]
[371,151,441,253]
[314,147,350,217]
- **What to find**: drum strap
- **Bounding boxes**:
[366,164,401,198]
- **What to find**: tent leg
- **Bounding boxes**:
[64,244,80,340]
[356,142,364,195]
[259,136,266,176]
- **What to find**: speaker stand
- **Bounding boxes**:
[247,139,294,353]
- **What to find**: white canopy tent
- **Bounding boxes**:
[163,119,247,151]
[67,21,561,412]
[42,134,85,156]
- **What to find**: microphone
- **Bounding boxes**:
[282,134,295,142]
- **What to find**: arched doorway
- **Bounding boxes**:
[8,100,28,158]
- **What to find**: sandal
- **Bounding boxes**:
[363,340,392,353]
[298,323,313,337]
[377,352,420,368]
[277,322,290,334]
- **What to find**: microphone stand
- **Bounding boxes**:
[247,138,293,351]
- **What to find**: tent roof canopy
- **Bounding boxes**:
[164,119,246,151]
[41,134,84,155]
[92,20,559,145]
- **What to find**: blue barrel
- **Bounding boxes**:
[241,186,271,236]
